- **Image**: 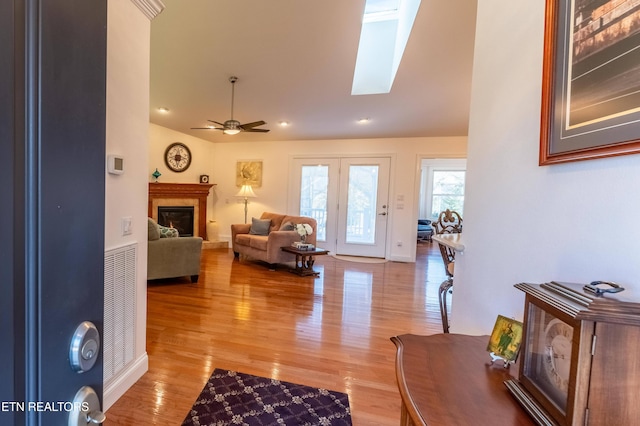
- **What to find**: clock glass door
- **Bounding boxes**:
[522,303,573,413]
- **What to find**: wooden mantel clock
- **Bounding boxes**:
[505,281,640,426]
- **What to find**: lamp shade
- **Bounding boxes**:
[235,184,256,198]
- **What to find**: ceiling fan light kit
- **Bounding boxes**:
[192,76,269,135]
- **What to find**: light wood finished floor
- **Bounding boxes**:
[105,242,447,425]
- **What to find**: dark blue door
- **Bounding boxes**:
[1,1,106,424]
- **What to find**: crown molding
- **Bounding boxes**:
[130,0,165,20]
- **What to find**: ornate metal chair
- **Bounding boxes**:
[433,209,462,333]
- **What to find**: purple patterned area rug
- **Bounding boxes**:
[182,369,352,426]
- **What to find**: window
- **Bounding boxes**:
[430,170,465,220]
[420,159,466,221]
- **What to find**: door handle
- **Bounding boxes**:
[69,386,106,425]
[378,212,387,216]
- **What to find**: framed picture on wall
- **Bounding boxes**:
[539,0,640,165]
[236,160,262,187]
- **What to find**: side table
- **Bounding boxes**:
[280,246,329,277]
[390,334,534,425]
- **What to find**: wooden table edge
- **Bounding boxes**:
[390,336,427,426]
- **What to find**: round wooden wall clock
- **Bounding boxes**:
[164,142,192,172]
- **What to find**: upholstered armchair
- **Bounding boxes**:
[147,218,203,283]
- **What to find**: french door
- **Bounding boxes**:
[290,157,390,257]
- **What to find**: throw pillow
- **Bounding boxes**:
[148,218,160,241]
[279,221,295,231]
[249,217,271,236]
[159,224,179,238]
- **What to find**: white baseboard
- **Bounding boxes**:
[387,255,413,263]
[103,353,149,411]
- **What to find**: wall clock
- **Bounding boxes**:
[505,281,640,426]
[164,142,191,172]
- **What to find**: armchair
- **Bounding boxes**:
[147,218,203,283]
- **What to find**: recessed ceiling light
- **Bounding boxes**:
[158,107,170,113]
[357,118,370,124]
[279,121,290,127]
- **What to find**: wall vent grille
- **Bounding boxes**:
[104,243,137,385]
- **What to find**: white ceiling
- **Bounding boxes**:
[149,0,477,143]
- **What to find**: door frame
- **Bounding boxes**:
[413,155,467,258]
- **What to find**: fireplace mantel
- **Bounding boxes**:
[148,183,214,239]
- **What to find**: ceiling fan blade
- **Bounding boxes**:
[207,120,225,126]
[238,120,266,129]
[243,128,270,133]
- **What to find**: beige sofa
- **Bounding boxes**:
[231,212,317,268]
[147,218,203,282]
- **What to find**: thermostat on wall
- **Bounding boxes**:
[107,155,124,175]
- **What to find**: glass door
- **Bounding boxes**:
[290,156,390,257]
[335,158,390,257]
[289,158,340,250]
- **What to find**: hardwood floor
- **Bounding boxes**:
[104,241,447,425]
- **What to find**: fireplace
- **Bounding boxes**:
[148,183,214,239]
[158,206,194,237]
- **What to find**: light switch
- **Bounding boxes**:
[121,216,132,236]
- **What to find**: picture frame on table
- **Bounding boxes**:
[539,0,640,165]
[486,315,523,363]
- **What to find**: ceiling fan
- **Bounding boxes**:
[192,76,270,135]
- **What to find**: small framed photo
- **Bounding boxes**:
[486,315,523,363]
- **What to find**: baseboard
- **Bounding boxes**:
[103,352,149,411]
[387,255,413,263]
[202,240,228,249]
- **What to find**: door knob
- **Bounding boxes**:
[378,212,387,216]
[68,386,106,426]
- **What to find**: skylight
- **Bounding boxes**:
[352,0,421,95]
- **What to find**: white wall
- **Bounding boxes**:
[104,1,150,409]
[149,124,217,221]
[451,0,640,334]
[149,125,467,261]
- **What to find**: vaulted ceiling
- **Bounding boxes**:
[149,0,477,143]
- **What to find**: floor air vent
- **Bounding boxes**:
[104,243,137,384]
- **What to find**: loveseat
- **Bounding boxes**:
[147,217,203,282]
[231,212,317,268]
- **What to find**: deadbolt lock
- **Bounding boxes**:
[69,321,100,373]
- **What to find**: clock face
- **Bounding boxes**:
[523,303,574,413]
[164,142,192,172]
[544,319,573,393]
